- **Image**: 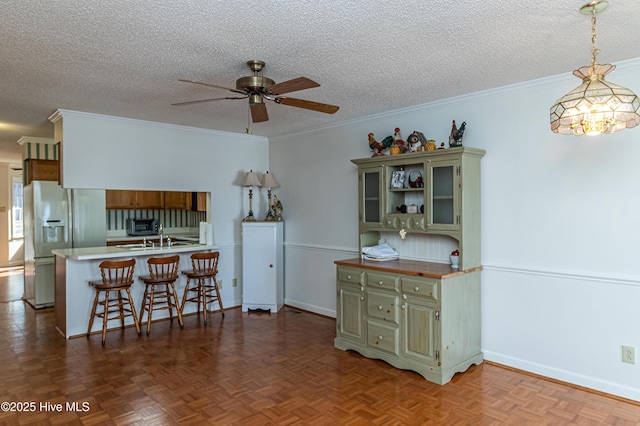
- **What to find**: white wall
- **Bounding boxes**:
[53,110,270,310]
[270,58,640,400]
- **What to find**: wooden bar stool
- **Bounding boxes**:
[138,255,183,335]
[181,251,224,325]
[87,258,141,345]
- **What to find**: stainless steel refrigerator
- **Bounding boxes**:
[23,181,106,309]
[66,188,107,248]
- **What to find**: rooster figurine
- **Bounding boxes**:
[393,127,409,153]
[449,120,466,147]
[368,133,394,157]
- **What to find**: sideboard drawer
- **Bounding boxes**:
[401,278,439,301]
[367,290,399,324]
[337,267,363,284]
[367,320,399,355]
[366,272,399,291]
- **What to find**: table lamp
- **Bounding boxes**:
[242,170,261,221]
[261,171,280,220]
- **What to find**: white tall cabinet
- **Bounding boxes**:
[242,221,284,313]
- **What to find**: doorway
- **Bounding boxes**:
[0,266,24,303]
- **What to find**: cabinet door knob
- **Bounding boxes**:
[269,264,273,268]
[347,275,351,280]
[378,281,383,286]
[378,335,383,341]
[360,296,365,301]
[401,304,406,310]
[402,294,407,300]
[360,286,364,292]
[377,305,383,310]
[414,286,420,292]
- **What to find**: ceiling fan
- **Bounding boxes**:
[172,60,340,123]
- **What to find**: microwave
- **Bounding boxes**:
[127,218,159,236]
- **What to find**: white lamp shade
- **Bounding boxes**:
[262,171,280,188]
[242,170,261,187]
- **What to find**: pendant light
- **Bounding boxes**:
[550,1,640,136]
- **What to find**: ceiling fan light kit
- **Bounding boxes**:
[550,1,640,136]
[174,60,339,125]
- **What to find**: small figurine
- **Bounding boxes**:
[393,127,409,153]
[271,194,283,221]
[367,133,393,157]
[407,131,426,152]
[449,120,466,147]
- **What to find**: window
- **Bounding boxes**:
[12,178,23,239]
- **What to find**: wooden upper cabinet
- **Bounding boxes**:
[164,191,189,209]
[106,190,164,209]
[106,190,136,209]
[25,159,59,184]
[191,192,206,212]
[105,190,207,211]
[136,191,164,209]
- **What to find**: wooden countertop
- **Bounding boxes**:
[334,258,482,279]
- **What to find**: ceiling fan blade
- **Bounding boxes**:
[267,77,320,95]
[275,97,339,114]
[178,79,246,95]
[172,96,247,106]
[250,102,269,123]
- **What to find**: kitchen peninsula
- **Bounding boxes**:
[53,242,218,338]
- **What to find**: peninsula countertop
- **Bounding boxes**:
[53,242,219,338]
[53,242,218,261]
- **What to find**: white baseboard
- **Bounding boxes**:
[484,350,640,402]
[284,298,335,318]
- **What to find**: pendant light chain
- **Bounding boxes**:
[590,8,599,67]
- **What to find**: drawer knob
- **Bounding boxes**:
[360,286,364,292]
[378,335,383,341]
[401,304,406,309]
[347,275,351,280]
[414,286,420,292]
[402,294,407,300]
[269,264,273,268]
[378,281,383,286]
[377,305,383,310]
[360,296,365,301]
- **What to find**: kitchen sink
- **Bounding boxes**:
[115,241,197,249]
[168,241,194,246]
[115,243,147,248]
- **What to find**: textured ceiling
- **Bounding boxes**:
[1,0,640,165]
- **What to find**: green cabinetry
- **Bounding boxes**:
[352,147,485,270]
[336,267,365,343]
[334,259,482,385]
[336,147,485,384]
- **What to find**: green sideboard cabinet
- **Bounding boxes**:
[335,147,485,385]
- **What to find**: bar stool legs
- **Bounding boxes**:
[87,259,141,345]
[181,251,224,325]
[138,255,183,335]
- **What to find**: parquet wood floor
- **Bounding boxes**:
[1,289,640,425]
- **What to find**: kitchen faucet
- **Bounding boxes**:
[159,224,164,248]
